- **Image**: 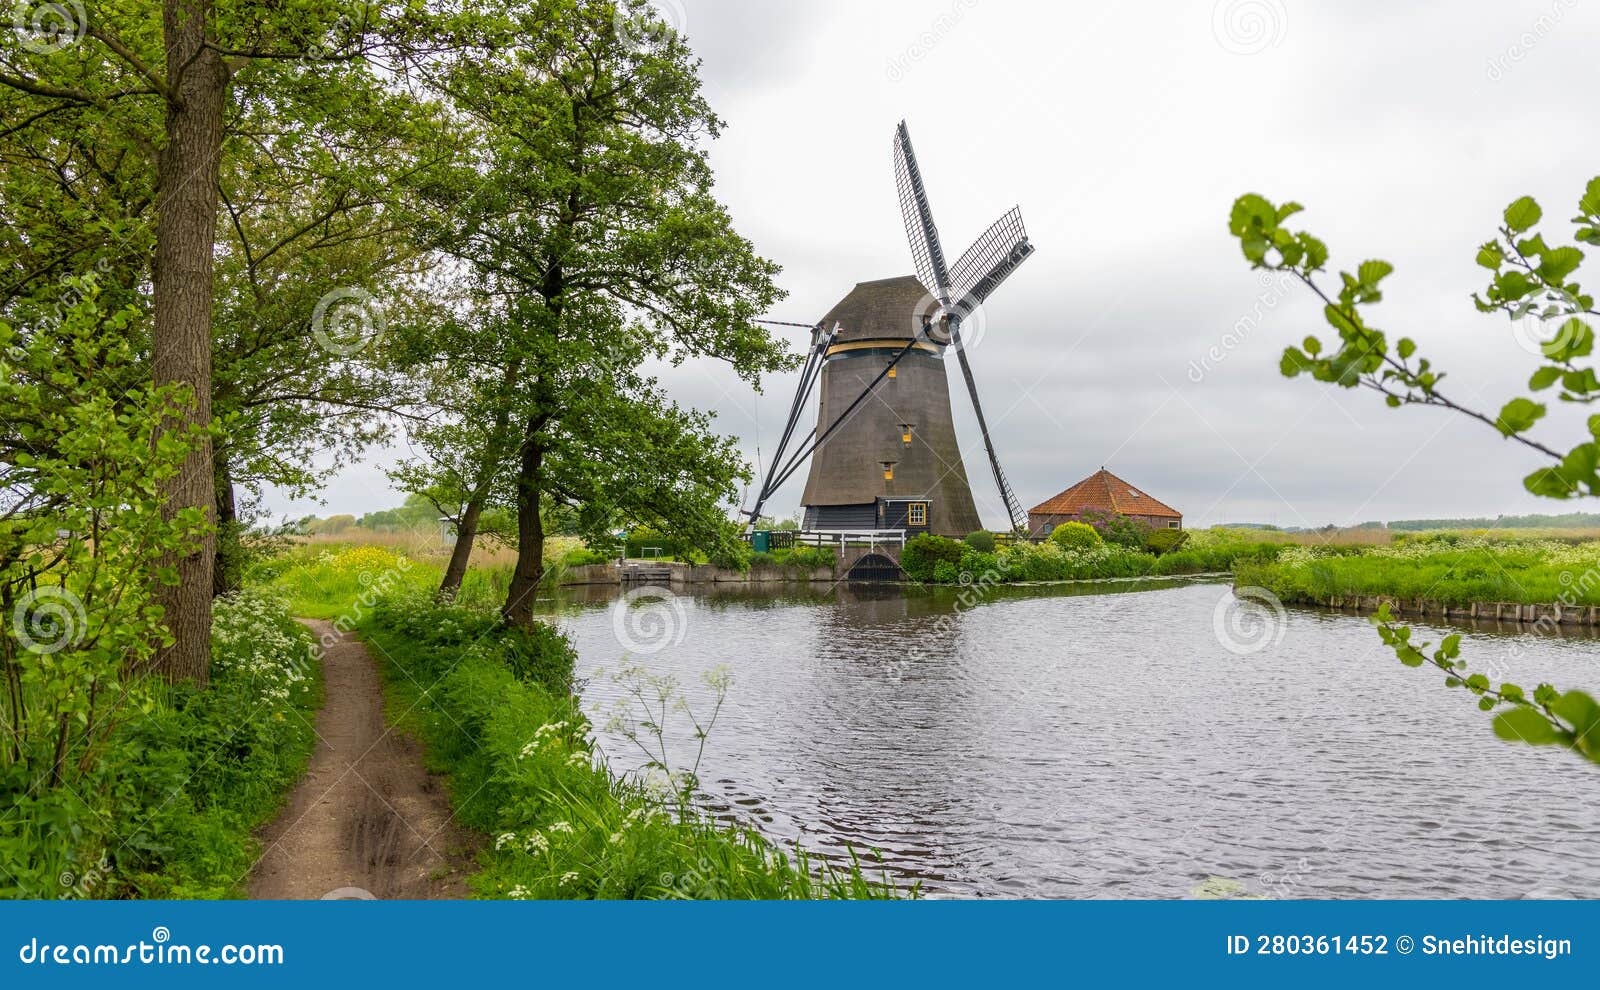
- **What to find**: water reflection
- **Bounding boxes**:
[542,580,1600,899]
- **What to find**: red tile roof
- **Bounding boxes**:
[1028,468,1182,519]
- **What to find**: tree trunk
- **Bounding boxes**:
[501,427,545,628]
[212,451,240,598]
[151,0,227,684]
[438,497,484,599]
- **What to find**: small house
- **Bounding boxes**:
[1028,468,1182,538]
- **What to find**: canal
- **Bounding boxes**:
[540,579,1600,898]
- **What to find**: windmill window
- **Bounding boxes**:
[1168,520,1180,529]
[887,365,897,380]
[909,503,926,526]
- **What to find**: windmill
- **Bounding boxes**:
[745,121,1034,536]
[892,120,1033,532]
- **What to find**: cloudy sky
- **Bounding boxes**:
[270,0,1600,529]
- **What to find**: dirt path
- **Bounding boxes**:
[248,619,475,899]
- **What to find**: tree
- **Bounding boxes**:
[1,2,448,676]
[1228,177,1600,766]
[405,0,792,625]
[2,286,204,790]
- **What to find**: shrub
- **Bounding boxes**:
[959,549,1001,581]
[1144,529,1189,555]
[932,560,960,584]
[1078,509,1151,549]
[625,526,681,560]
[964,530,996,553]
[901,534,967,582]
[708,539,752,572]
[1049,521,1102,550]
[560,547,614,568]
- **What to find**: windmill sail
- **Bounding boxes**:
[948,206,1034,316]
[893,121,951,299]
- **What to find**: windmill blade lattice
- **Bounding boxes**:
[948,206,1034,316]
[893,120,951,300]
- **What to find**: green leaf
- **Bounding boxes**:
[1537,246,1584,283]
[1302,336,1322,356]
[1544,318,1593,362]
[1397,338,1416,360]
[1530,366,1562,391]
[1492,707,1564,745]
[1476,241,1505,269]
[1579,176,1600,217]
[1504,196,1543,233]
[1356,260,1394,288]
[1494,397,1546,436]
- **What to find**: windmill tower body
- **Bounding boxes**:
[799,276,981,537]
[742,121,1033,539]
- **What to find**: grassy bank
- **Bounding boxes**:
[261,546,902,899]
[902,530,1291,585]
[1,591,320,898]
[1234,537,1600,607]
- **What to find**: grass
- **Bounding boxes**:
[1235,537,1600,607]
[257,544,906,899]
[0,590,321,899]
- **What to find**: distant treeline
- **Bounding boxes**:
[1385,513,1600,531]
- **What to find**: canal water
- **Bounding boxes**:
[539,579,1600,898]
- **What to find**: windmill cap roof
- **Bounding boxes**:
[1029,468,1182,518]
[818,275,941,344]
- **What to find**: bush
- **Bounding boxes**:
[625,526,682,560]
[901,534,967,582]
[708,539,752,572]
[964,530,996,553]
[1144,528,1189,555]
[932,560,960,583]
[1049,521,1102,550]
[559,547,614,568]
[1078,509,1151,549]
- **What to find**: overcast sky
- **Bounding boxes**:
[268,0,1600,529]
